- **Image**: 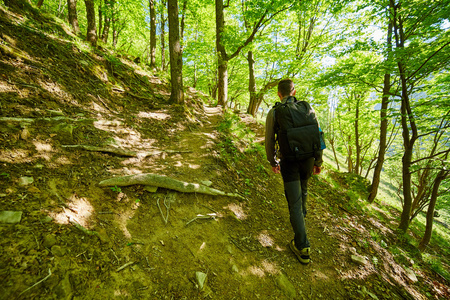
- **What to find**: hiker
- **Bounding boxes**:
[265,79,323,264]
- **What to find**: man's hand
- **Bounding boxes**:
[313,165,321,175]
[272,165,280,174]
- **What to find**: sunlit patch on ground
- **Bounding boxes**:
[243,260,280,278]
[257,230,274,247]
[48,194,94,228]
[0,149,32,163]
[199,241,207,251]
[246,265,266,277]
[261,260,280,275]
[54,155,71,165]
[367,217,393,235]
[225,203,248,220]
[115,208,134,239]
[93,119,123,131]
[137,111,171,120]
[33,141,53,152]
[90,101,109,114]
[274,245,285,252]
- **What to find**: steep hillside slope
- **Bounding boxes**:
[0,3,448,300]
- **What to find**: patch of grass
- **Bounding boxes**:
[423,253,450,282]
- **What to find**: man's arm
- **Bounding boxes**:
[265,108,278,168]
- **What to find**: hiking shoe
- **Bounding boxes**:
[289,240,310,264]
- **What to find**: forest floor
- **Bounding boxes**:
[0,3,449,300]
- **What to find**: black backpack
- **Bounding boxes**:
[274,96,324,161]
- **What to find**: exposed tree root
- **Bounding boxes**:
[98,173,244,199]
[62,144,190,158]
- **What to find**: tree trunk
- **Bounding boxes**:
[246,78,280,116]
[112,9,118,48]
[368,13,393,203]
[398,70,417,232]
[84,0,97,47]
[393,10,419,232]
[354,93,361,175]
[247,51,257,116]
[67,0,80,35]
[167,0,184,104]
[180,0,187,43]
[37,0,44,8]
[328,139,339,171]
[347,136,353,172]
[101,16,110,43]
[98,4,103,40]
[149,0,157,69]
[418,170,446,251]
[216,0,228,108]
[100,0,112,43]
[160,1,166,70]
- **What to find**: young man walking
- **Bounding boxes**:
[265,79,323,264]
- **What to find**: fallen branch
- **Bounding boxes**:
[98,173,244,199]
[19,268,52,296]
[185,213,217,226]
[157,197,170,224]
[62,145,190,158]
[62,145,136,157]
[116,261,134,272]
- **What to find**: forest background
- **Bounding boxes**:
[2,0,450,294]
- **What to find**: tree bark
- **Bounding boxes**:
[392,8,419,232]
[167,0,184,104]
[330,139,340,171]
[160,0,166,70]
[100,0,112,43]
[84,0,97,47]
[67,0,80,35]
[368,12,393,203]
[215,0,228,107]
[246,79,279,116]
[418,170,446,251]
[354,92,361,175]
[37,0,44,8]
[347,136,353,172]
[247,51,257,116]
[149,0,157,69]
[180,0,187,43]
[98,4,103,39]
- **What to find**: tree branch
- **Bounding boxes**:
[407,40,450,82]
[228,3,292,60]
[411,149,450,165]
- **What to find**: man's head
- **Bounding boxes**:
[278,79,296,99]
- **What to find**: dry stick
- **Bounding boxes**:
[116,261,134,272]
[157,197,170,224]
[201,204,217,213]
[19,268,52,296]
[110,249,120,264]
[185,214,216,226]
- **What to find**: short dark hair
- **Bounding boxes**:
[278,79,295,97]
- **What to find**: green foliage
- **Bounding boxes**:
[110,185,122,193]
[423,253,450,282]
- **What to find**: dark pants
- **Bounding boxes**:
[280,157,315,250]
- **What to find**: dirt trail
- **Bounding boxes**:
[0,98,345,299]
[1,4,448,298]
